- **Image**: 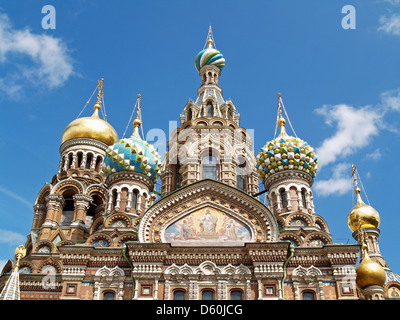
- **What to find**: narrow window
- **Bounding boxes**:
[132,191,138,210]
[302,292,315,300]
[281,190,287,208]
[103,292,115,300]
[202,290,214,300]
[68,153,73,168]
[77,152,83,168]
[173,290,186,300]
[236,160,247,191]
[301,190,307,208]
[207,102,213,117]
[85,153,93,169]
[230,290,243,300]
[202,154,217,180]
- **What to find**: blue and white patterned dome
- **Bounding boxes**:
[195,35,225,72]
[102,121,162,182]
[256,116,318,182]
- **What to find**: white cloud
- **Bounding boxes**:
[0,185,32,209]
[0,229,26,246]
[378,14,400,36]
[380,88,400,112]
[315,104,381,168]
[313,163,353,196]
[0,13,74,97]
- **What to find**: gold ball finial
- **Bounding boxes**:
[356,230,386,289]
[347,165,380,232]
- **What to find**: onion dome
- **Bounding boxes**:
[356,242,386,289]
[347,177,380,233]
[195,26,225,71]
[102,95,162,183]
[61,79,118,146]
[256,96,318,182]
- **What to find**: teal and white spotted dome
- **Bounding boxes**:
[256,117,318,182]
[195,38,225,71]
[102,120,162,182]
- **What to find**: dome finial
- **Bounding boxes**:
[347,164,380,232]
[133,94,142,136]
[351,164,363,204]
[207,24,214,49]
[93,78,104,112]
[277,93,288,138]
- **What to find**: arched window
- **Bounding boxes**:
[207,102,213,117]
[202,153,217,180]
[174,164,182,190]
[173,290,186,300]
[112,189,118,209]
[187,108,193,121]
[301,189,307,208]
[230,290,243,300]
[236,158,247,191]
[132,190,138,210]
[280,190,287,208]
[95,156,103,172]
[103,292,115,300]
[68,153,73,168]
[302,291,315,300]
[61,194,74,227]
[85,153,93,169]
[202,290,214,300]
[77,152,83,168]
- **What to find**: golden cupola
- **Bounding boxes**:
[61,79,118,146]
[347,165,380,233]
[356,234,386,289]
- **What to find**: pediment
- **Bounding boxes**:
[138,180,278,244]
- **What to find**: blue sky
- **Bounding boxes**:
[1,0,400,275]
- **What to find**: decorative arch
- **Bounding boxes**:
[33,240,54,254]
[286,213,313,228]
[104,213,132,228]
[87,233,113,248]
[51,177,84,195]
[38,258,62,274]
[138,180,278,243]
[304,232,332,247]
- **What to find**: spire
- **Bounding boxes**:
[0,245,26,300]
[92,78,104,120]
[206,24,214,49]
[351,164,364,206]
[132,94,142,137]
[277,93,288,139]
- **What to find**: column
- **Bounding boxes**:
[72,194,92,225]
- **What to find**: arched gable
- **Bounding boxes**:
[138,180,278,244]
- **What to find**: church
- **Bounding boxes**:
[1,28,399,301]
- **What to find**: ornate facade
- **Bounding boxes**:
[1,28,400,301]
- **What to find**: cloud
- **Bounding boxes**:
[314,104,381,168]
[0,185,32,209]
[380,88,400,112]
[313,163,353,196]
[313,88,400,196]
[0,229,26,246]
[0,12,74,97]
[378,14,400,36]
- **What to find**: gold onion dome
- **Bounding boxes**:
[61,79,119,146]
[347,186,380,233]
[356,243,386,289]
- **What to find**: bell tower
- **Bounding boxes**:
[161,26,259,196]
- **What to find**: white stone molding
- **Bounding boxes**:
[93,265,126,300]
